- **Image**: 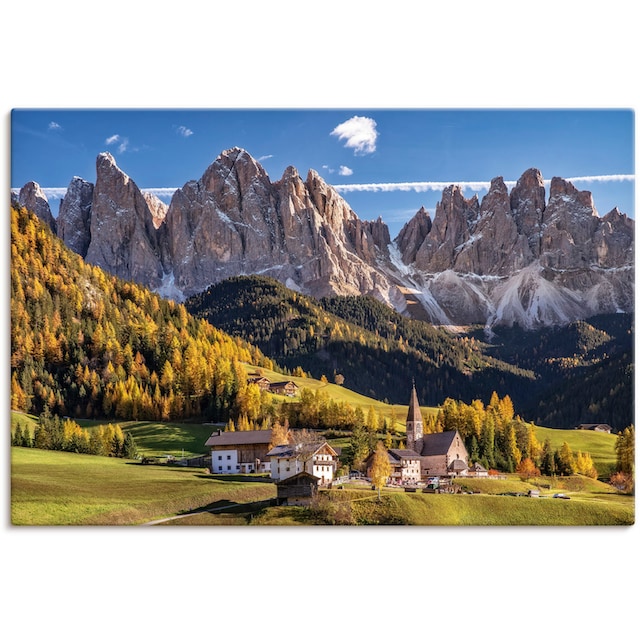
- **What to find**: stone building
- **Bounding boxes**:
[405,384,469,480]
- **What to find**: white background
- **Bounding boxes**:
[1,2,637,638]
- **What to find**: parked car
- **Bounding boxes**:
[553,493,570,499]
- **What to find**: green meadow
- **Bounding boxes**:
[533,424,618,477]
[11,447,275,526]
[11,446,632,526]
[12,411,213,458]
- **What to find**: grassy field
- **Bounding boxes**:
[252,482,633,526]
[11,447,275,525]
[533,424,618,477]
[12,446,632,526]
[11,411,215,458]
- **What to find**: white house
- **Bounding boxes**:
[267,441,339,485]
[365,448,422,485]
[205,429,273,474]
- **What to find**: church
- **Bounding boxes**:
[404,384,469,481]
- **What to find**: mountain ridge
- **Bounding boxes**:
[16,147,634,331]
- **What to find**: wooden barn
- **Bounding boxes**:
[276,472,319,506]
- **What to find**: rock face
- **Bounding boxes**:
[57,177,93,256]
[85,153,165,289]
[164,148,393,300]
[17,150,634,331]
[396,206,432,264]
[396,168,634,329]
[18,181,57,233]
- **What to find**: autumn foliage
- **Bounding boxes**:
[10,205,274,424]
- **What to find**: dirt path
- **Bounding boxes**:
[140,499,272,526]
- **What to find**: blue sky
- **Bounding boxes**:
[11,108,634,238]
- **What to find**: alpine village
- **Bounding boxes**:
[10,146,634,526]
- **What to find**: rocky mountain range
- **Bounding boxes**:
[15,147,634,331]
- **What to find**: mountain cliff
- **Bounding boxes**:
[18,148,634,331]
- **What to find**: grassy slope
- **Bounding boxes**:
[533,424,618,476]
[252,484,633,526]
[11,447,275,525]
[391,492,633,525]
[243,363,438,431]
[11,412,213,458]
[11,447,632,526]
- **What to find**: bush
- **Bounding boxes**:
[308,494,355,525]
[610,471,634,494]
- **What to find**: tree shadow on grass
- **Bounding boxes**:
[193,473,274,483]
[179,498,276,517]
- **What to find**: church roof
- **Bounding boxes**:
[406,385,423,424]
[419,431,458,456]
[388,449,421,461]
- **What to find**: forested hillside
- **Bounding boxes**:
[10,205,275,423]
[187,276,634,431]
[186,276,536,407]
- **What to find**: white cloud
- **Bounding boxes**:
[48,121,61,131]
[565,174,635,184]
[334,180,492,194]
[32,175,634,210]
[338,165,353,176]
[106,134,129,153]
[257,154,273,162]
[331,116,378,155]
[143,188,179,198]
[333,174,635,194]
[177,125,193,137]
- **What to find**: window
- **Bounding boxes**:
[227,455,231,460]
[227,465,231,471]
[218,455,222,460]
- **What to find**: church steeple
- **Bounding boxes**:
[406,382,424,453]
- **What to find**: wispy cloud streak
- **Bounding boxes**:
[18,175,634,204]
[332,174,635,193]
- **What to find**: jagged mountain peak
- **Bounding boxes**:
[18,180,56,233]
[17,149,634,331]
[548,175,597,213]
[97,151,117,166]
[280,165,300,181]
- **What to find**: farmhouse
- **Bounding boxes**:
[247,374,271,391]
[365,448,421,485]
[576,423,612,433]
[268,380,299,396]
[267,440,339,485]
[205,429,273,474]
[405,385,470,481]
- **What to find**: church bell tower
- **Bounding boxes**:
[406,383,424,453]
